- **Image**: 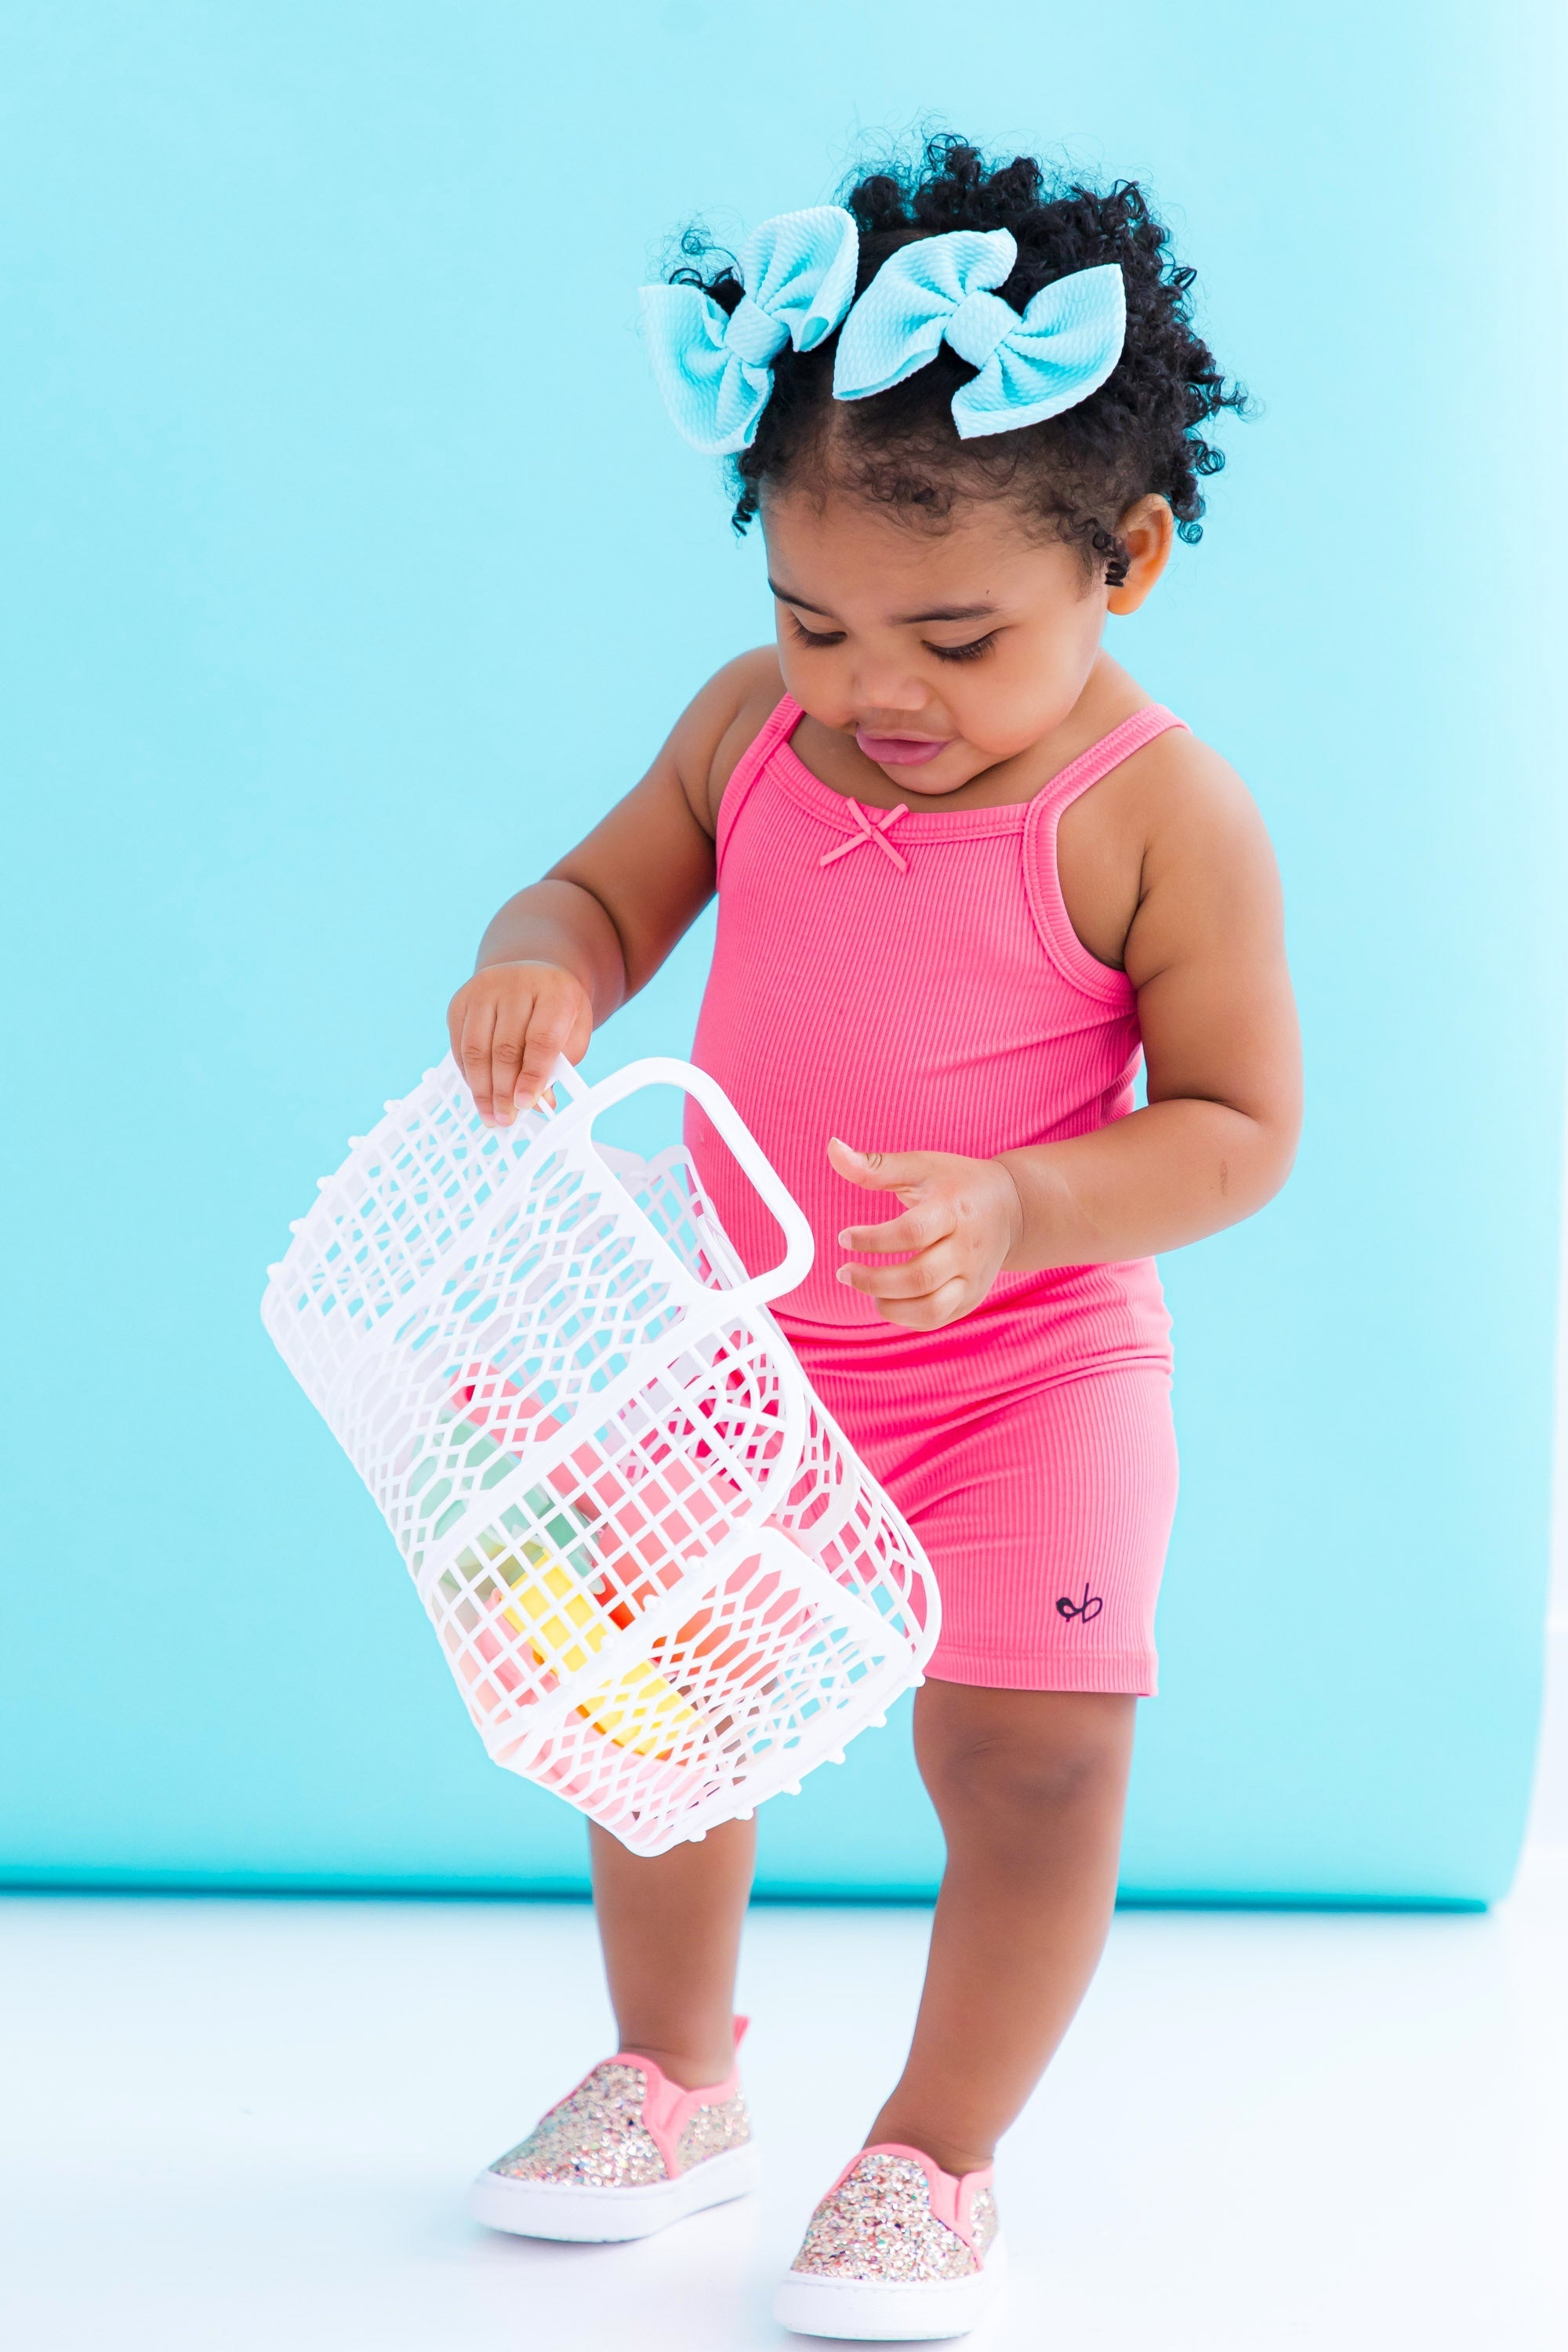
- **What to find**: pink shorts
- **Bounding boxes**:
[786,1339,1178,1697]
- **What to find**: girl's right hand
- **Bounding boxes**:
[446,960,594,1127]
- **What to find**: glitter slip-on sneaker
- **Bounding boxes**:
[466,2017,757,2242]
[772,2143,1004,2341]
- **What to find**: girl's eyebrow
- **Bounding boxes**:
[767,575,835,616]
[892,601,999,624]
[767,575,1000,626]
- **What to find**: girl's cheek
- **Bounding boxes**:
[964,666,1045,734]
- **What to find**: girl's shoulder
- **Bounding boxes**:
[1121,718,1279,914]
[1059,687,1265,861]
[1055,691,1276,972]
[667,648,786,838]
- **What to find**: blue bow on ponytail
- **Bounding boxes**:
[640,207,859,456]
[833,229,1125,438]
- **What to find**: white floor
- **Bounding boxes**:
[2,1857,1566,2350]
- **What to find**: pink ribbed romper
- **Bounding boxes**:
[687,695,1182,1693]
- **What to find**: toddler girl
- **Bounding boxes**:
[449,136,1300,2340]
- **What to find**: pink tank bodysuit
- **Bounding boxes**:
[687,695,1181,1693]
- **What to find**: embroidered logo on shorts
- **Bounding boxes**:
[1055,1585,1104,1625]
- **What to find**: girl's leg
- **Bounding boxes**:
[866,1681,1136,2179]
[588,1814,756,2089]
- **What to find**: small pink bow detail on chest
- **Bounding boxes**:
[818,798,909,873]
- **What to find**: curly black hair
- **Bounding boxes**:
[668,136,1247,581]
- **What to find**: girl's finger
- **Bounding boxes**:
[874,1276,971,1330]
[514,1011,575,1112]
[838,1243,957,1301]
[459,998,500,1123]
[839,1202,951,1254]
[826,1137,931,1195]
[445,982,471,1063]
[488,1019,530,1127]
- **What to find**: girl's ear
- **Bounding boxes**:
[1107,495,1176,615]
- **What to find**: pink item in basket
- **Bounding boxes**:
[455,1360,794,1695]
[442,1370,708,1766]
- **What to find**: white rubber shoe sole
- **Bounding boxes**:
[467,2139,760,2242]
[771,2231,1006,2341]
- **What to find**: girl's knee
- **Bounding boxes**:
[927,1733,1120,1822]
[916,1689,1134,1824]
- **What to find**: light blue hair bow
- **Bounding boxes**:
[640,207,858,457]
[833,229,1125,438]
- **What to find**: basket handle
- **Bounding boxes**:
[546,1053,815,1305]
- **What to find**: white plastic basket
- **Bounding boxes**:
[261,1052,939,1856]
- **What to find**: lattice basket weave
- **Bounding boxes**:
[261,1053,939,1856]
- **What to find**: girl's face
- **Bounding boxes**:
[761,486,1173,794]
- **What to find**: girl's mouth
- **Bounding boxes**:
[855,730,949,767]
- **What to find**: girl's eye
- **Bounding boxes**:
[927,633,997,664]
[789,618,846,650]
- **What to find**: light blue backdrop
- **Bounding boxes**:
[2,4,1559,1904]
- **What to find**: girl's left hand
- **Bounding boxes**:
[827,1138,1025,1330]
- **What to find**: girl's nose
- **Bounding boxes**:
[849,666,934,722]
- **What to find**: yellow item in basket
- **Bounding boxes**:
[495,1541,708,1762]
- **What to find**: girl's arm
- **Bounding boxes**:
[448,659,770,1124]
[834,742,1302,1326]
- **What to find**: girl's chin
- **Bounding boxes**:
[874,749,985,793]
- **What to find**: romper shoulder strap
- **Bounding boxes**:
[1031,704,1189,823]
[715,694,801,874]
[1021,705,1189,1004]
